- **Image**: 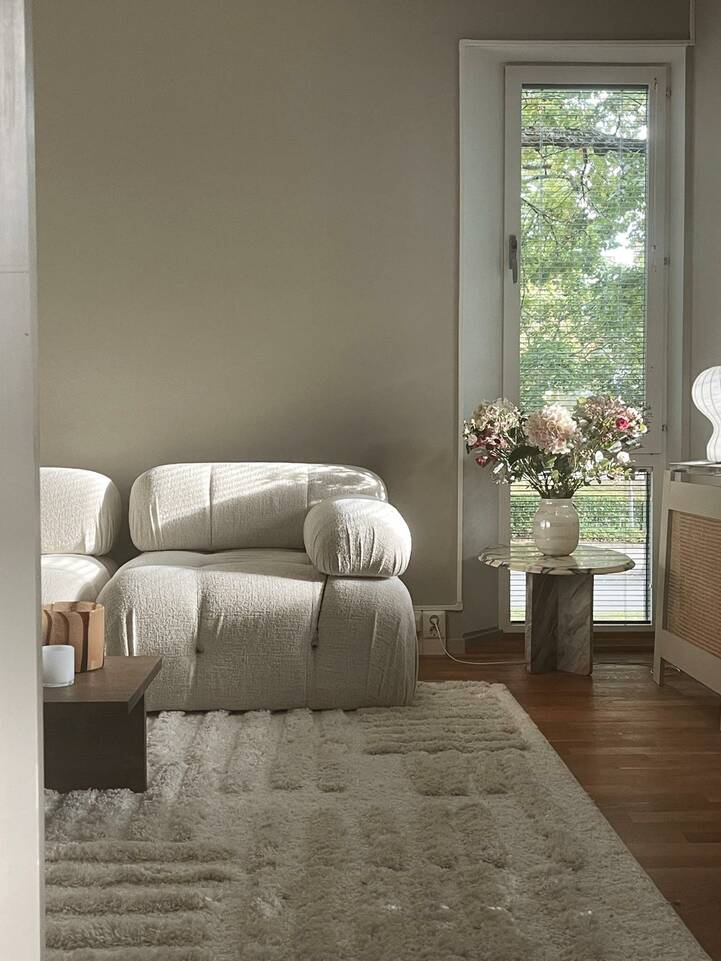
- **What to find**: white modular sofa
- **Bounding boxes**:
[99,463,418,711]
[40,467,122,604]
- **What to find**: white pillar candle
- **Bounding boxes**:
[42,645,75,688]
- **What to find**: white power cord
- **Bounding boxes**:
[428,618,656,669]
[428,614,526,667]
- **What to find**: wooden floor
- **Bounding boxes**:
[420,649,721,960]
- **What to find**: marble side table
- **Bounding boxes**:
[479,545,635,675]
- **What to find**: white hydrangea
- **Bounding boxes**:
[525,404,577,455]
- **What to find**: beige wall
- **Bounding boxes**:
[33,0,691,612]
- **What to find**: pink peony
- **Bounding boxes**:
[525,404,577,454]
[616,416,630,430]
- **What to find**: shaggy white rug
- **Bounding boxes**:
[45,682,709,961]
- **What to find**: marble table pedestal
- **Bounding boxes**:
[480,544,635,676]
[526,572,593,674]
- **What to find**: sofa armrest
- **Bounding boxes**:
[303,497,411,577]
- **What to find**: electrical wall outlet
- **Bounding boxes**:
[421,610,446,641]
[414,609,447,654]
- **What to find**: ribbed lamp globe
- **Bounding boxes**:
[692,366,721,463]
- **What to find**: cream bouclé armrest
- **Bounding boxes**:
[303,497,412,577]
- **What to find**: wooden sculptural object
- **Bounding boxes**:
[42,602,105,673]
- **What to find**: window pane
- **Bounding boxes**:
[511,85,651,625]
[510,471,652,623]
[519,86,648,410]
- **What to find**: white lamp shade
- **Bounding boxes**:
[692,366,721,463]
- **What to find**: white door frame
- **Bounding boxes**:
[459,41,687,634]
[0,1,44,956]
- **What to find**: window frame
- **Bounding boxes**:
[499,63,670,633]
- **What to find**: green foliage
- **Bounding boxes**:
[519,87,647,412]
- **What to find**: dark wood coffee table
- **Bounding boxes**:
[43,655,162,792]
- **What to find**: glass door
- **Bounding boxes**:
[502,66,668,628]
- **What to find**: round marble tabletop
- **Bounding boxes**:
[479,544,635,576]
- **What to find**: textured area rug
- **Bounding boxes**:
[45,682,709,961]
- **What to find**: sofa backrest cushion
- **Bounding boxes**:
[129,463,387,551]
[40,467,122,556]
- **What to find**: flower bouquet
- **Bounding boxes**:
[463,396,647,555]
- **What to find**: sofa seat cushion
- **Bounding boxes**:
[41,554,117,604]
[100,548,417,711]
[100,549,327,708]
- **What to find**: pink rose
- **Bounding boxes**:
[475,455,489,467]
[616,416,630,430]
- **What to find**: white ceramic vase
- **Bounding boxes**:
[533,498,579,556]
